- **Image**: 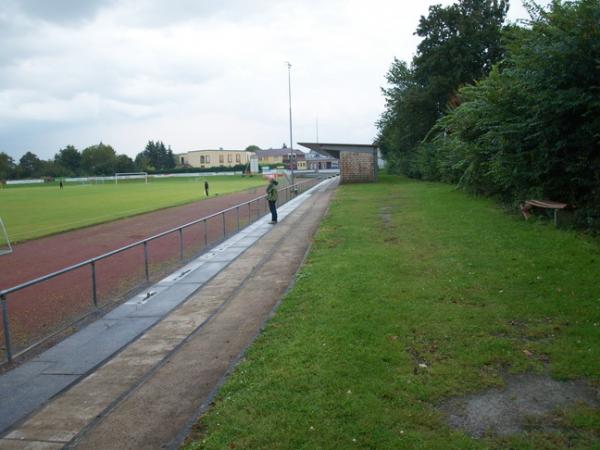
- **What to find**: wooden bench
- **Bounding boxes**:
[520,200,568,226]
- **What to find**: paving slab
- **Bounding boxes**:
[0,374,79,435]
[39,318,158,376]
[179,261,230,283]
[121,283,201,318]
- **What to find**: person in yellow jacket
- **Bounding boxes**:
[266,177,279,224]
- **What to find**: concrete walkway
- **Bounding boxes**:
[0,177,337,449]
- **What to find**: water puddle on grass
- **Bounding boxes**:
[438,374,599,437]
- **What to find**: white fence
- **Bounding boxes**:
[5,172,246,185]
[5,179,44,185]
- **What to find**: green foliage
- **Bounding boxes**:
[0,152,16,180]
[54,145,81,176]
[5,144,161,180]
[40,159,72,178]
[377,0,508,175]
[114,154,135,173]
[17,151,43,178]
[135,140,175,171]
[424,0,600,229]
[413,0,508,108]
[80,142,117,175]
[245,145,261,152]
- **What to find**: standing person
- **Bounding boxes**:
[59,180,63,189]
[266,177,278,224]
[204,180,209,197]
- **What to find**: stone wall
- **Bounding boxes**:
[340,151,376,184]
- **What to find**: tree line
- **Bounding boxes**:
[0,141,175,180]
[377,0,600,230]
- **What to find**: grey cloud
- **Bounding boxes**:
[109,0,288,27]
[9,0,115,24]
[0,120,73,160]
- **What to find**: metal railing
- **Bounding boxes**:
[0,179,316,364]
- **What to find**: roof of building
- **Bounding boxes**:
[187,149,248,153]
[298,142,377,159]
[255,148,305,157]
[305,150,337,161]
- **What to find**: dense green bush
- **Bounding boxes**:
[380,1,600,230]
[420,0,600,228]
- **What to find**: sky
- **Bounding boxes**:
[0,0,542,161]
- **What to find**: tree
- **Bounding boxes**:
[420,0,600,229]
[377,0,508,176]
[54,145,81,175]
[80,143,117,175]
[134,141,175,172]
[0,152,15,180]
[245,145,261,152]
[163,145,175,170]
[114,154,135,173]
[134,153,152,172]
[41,160,71,178]
[412,0,508,113]
[18,152,43,178]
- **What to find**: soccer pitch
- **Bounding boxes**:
[0,176,267,243]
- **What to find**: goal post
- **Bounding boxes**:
[0,217,12,256]
[114,172,148,184]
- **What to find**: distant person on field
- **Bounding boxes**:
[266,177,278,224]
[59,180,63,189]
[204,180,209,197]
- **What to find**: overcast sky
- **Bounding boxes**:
[0,0,541,160]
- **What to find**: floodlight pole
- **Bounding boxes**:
[285,61,295,186]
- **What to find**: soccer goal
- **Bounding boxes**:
[114,172,148,184]
[0,217,13,256]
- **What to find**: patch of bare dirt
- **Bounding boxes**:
[438,374,599,437]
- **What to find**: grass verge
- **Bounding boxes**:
[185,175,600,449]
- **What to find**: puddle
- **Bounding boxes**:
[438,374,599,437]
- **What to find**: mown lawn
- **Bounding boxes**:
[185,175,600,449]
[0,176,266,243]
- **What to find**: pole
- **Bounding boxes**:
[316,115,319,143]
[178,228,184,261]
[143,241,149,282]
[91,261,98,307]
[286,61,295,186]
[1,294,12,363]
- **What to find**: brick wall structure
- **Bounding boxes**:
[340,151,376,184]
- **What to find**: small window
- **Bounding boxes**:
[236,154,241,163]
[219,155,224,163]
[200,156,205,163]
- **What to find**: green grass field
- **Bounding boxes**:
[186,175,600,449]
[0,176,267,243]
